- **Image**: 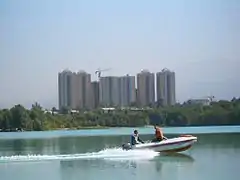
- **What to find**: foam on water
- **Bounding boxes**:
[0,148,159,163]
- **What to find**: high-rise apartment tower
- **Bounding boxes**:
[136,70,155,107]
[156,68,176,106]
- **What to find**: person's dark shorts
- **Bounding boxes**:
[151,137,163,142]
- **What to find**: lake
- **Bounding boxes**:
[0,126,240,180]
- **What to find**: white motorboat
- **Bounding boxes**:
[122,135,197,153]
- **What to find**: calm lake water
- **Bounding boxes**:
[0,126,240,180]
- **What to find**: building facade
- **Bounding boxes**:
[58,70,92,110]
[74,71,92,110]
[156,68,176,106]
[58,70,72,110]
[99,76,111,106]
[136,70,155,107]
[58,68,176,109]
[90,81,100,109]
[187,98,211,106]
[119,74,136,107]
[99,76,121,106]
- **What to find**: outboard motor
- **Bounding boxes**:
[122,143,131,150]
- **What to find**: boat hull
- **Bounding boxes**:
[122,135,197,153]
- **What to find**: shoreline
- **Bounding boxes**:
[1,124,240,133]
[0,126,110,132]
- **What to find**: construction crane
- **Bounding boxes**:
[95,68,111,80]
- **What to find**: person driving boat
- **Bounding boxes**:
[130,130,144,145]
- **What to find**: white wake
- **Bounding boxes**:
[0,148,159,163]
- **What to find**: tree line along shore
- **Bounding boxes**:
[0,98,239,132]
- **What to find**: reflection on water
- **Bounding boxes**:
[0,138,62,156]
[154,153,195,172]
[157,153,195,162]
[59,152,195,179]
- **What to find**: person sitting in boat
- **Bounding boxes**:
[130,130,144,145]
[151,125,166,142]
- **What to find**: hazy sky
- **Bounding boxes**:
[0,0,239,109]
